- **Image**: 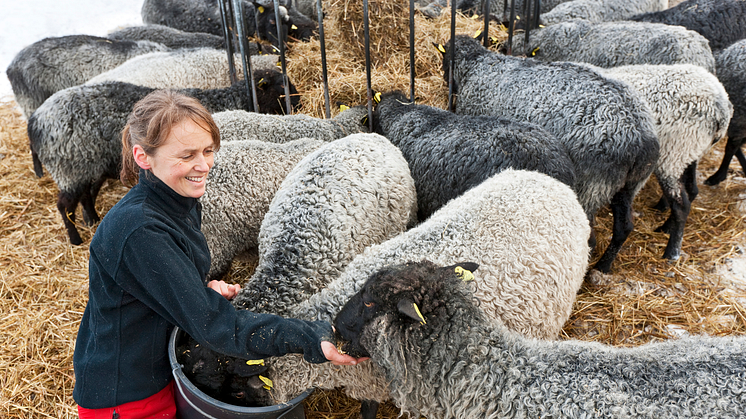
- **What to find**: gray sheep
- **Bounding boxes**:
[85,48,281,91]
[28,76,293,245]
[510,19,715,73]
[107,24,228,49]
[372,90,576,220]
[441,35,659,273]
[705,39,746,185]
[541,0,667,25]
[334,259,746,419]
[265,169,591,412]
[203,106,369,279]
[598,64,732,260]
[631,0,746,51]
[5,35,168,118]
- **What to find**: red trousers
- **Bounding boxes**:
[77,381,176,419]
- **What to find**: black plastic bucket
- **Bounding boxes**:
[169,327,314,419]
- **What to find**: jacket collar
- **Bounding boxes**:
[138,168,198,215]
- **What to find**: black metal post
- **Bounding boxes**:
[364,0,373,131]
[507,0,516,55]
[409,0,416,102]
[447,0,456,111]
[219,0,238,84]
[483,0,491,48]
[273,0,293,114]
[523,0,531,54]
[233,0,259,112]
[317,0,331,118]
[533,0,541,31]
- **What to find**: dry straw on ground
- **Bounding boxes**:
[1,2,745,418]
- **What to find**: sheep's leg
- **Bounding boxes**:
[30,145,44,178]
[656,178,690,261]
[592,188,634,273]
[81,178,104,226]
[705,136,744,185]
[57,190,83,245]
[360,400,379,419]
[652,195,669,211]
[735,147,746,175]
[683,161,698,204]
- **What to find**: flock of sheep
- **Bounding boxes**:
[6,0,746,418]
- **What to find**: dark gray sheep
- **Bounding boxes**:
[27,73,296,245]
[372,90,576,220]
[540,0,667,25]
[334,259,746,419]
[510,19,715,73]
[441,35,659,273]
[107,24,228,49]
[705,39,746,185]
[631,0,746,51]
[5,35,168,118]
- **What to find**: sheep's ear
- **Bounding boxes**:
[473,29,484,42]
[257,78,268,88]
[339,104,350,112]
[530,46,540,57]
[361,115,369,126]
[397,299,426,325]
[433,42,447,55]
[442,262,479,282]
[257,5,265,13]
[373,92,382,104]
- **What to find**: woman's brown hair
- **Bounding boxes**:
[120,90,221,187]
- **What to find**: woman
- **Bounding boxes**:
[73,90,363,418]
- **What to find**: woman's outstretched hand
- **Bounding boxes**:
[321,341,369,366]
[207,280,241,300]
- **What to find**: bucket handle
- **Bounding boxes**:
[173,367,222,419]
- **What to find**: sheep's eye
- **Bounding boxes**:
[364,301,375,308]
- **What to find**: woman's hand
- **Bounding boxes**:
[207,280,241,300]
[320,341,369,366]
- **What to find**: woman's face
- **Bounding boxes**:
[145,118,215,198]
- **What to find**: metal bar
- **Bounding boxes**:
[483,0,491,48]
[409,0,416,101]
[273,0,293,114]
[364,0,373,131]
[447,0,456,111]
[523,0,531,54]
[218,0,238,84]
[534,0,541,32]
[317,0,331,118]
[502,0,508,21]
[507,0,516,55]
[233,0,259,112]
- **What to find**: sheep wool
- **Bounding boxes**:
[6,35,168,118]
[266,169,590,405]
[442,34,659,273]
[705,39,746,185]
[541,0,667,25]
[334,260,746,419]
[107,24,227,49]
[511,19,716,73]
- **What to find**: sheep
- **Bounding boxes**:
[541,0,668,25]
[704,39,746,186]
[184,133,417,406]
[509,19,716,73]
[595,64,732,260]
[211,105,368,146]
[107,24,228,49]
[372,90,576,220]
[441,35,660,273]
[333,259,746,419]
[5,35,168,118]
[417,0,573,20]
[85,48,282,91]
[27,75,295,246]
[631,0,746,52]
[263,169,591,413]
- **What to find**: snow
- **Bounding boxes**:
[0,0,144,99]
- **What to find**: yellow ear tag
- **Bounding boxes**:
[539,24,545,28]
[246,359,265,366]
[258,6,265,13]
[473,29,482,38]
[373,92,382,103]
[339,104,350,112]
[471,14,479,19]
[455,266,475,282]
[515,14,520,20]
[257,78,267,88]
[531,46,540,56]
[259,375,273,390]
[413,303,426,325]
[490,36,499,45]
[291,24,298,30]
[437,44,446,54]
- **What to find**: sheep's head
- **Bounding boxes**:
[436,35,485,91]
[371,90,413,135]
[245,69,300,115]
[333,260,478,358]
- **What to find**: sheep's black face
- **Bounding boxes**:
[333,288,380,358]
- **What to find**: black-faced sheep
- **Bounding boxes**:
[372,90,576,220]
[631,0,746,51]
[704,39,746,185]
[510,19,715,73]
[540,0,667,25]
[441,35,659,273]
[264,169,590,411]
[334,259,746,419]
[28,74,297,245]
[5,35,168,118]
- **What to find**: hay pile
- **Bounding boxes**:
[1,1,745,418]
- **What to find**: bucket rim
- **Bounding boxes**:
[168,326,314,413]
